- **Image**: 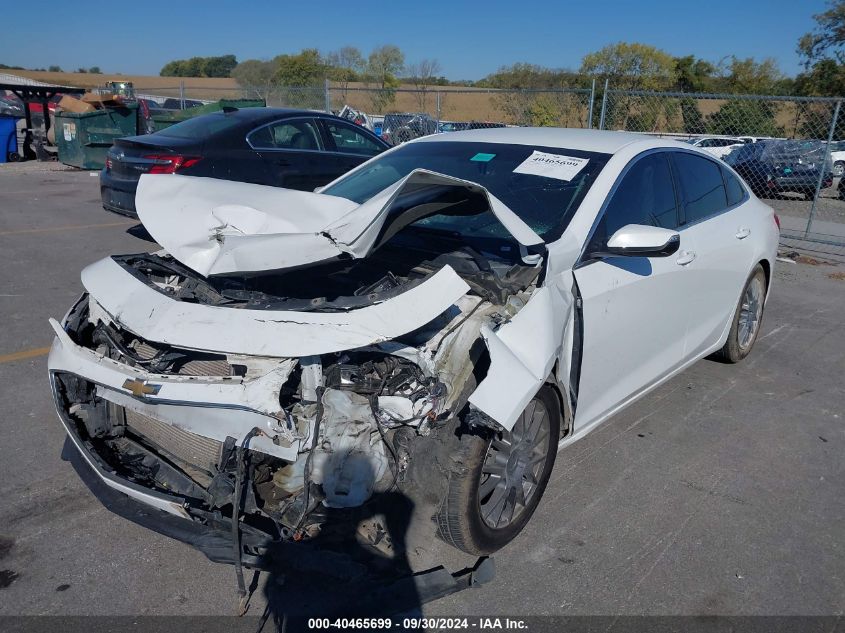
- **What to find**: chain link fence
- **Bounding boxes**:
[140,81,845,249]
[597,89,845,251]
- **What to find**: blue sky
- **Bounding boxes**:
[0,0,829,79]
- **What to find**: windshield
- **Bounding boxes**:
[322,140,610,242]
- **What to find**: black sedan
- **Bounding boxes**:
[100,107,389,218]
[727,139,833,198]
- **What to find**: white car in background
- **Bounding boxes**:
[686,136,745,159]
[828,140,845,177]
[48,129,779,567]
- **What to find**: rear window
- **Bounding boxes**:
[673,152,728,223]
[155,113,241,139]
[723,167,745,206]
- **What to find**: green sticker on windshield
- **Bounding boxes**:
[470,152,496,162]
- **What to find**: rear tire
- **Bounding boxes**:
[715,264,767,363]
[436,386,560,555]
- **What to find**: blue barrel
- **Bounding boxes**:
[0,116,18,163]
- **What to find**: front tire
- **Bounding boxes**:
[436,386,560,555]
[715,264,767,363]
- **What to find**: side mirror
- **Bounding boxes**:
[600,224,680,258]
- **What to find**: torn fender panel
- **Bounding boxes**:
[136,170,543,277]
[81,257,471,357]
[468,283,573,430]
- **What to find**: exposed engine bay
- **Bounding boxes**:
[49,234,555,548]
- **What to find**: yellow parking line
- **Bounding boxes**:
[0,346,51,363]
[0,221,135,237]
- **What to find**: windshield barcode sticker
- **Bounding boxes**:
[513,151,589,181]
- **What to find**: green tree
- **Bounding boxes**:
[160,59,188,76]
[88,66,101,74]
[478,63,582,89]
[580,42,677,91]
[160,55,237,78]
[674,55,715,92]
[719,56,784,94]
[232,59,276,99]
[581,43,677,130]
[365,45,404,112]
[707,100,783,137]
[799,0,845,64]
[48,65,62,72]
[270,49,326,108]
[273,49,326,86]
[76,68,88,74]
[705,58,785,137]
[202,55,237,78]
[795,58,845,96]
[673,56,715,133]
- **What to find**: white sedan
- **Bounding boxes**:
[685,136,746,159]
[48,128,779,563]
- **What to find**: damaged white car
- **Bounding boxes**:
[48,128,779,568]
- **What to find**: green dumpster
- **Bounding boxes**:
[151,99,265,132]
[55,103,139,170]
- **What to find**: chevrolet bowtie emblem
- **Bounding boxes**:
[122,378,162,397]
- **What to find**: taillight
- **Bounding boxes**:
[773,213,781,230]
[105,157,112,170]
[143,154,202,174]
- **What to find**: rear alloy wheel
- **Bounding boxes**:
[436,386,560,555]
[834,161,844,178]
[715,264,767,363]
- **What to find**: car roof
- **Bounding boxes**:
[213,107,323,123]
[200,107,387,136]
[412,127,692,155]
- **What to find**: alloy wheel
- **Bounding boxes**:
[478,399,552,529]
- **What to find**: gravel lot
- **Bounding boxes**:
[0,166,843,622]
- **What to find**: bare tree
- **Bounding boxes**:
[407,58,442,111]
[326,46,365,104]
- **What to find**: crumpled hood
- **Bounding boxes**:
[135,170,544,277]
[80,256,471,357]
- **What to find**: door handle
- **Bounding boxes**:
[676,250,696,266]
[735,227,751,240]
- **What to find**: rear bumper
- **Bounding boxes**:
[100,169,139,218]
[772,174,831,191]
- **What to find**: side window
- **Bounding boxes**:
[248,119,323,150]
[587,153,678,252]
[723,167,745,206]
[325,121,383,156]
[699,139,715,148]
[673,152,728,223]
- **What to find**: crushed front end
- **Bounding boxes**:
[48,238,548,569]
